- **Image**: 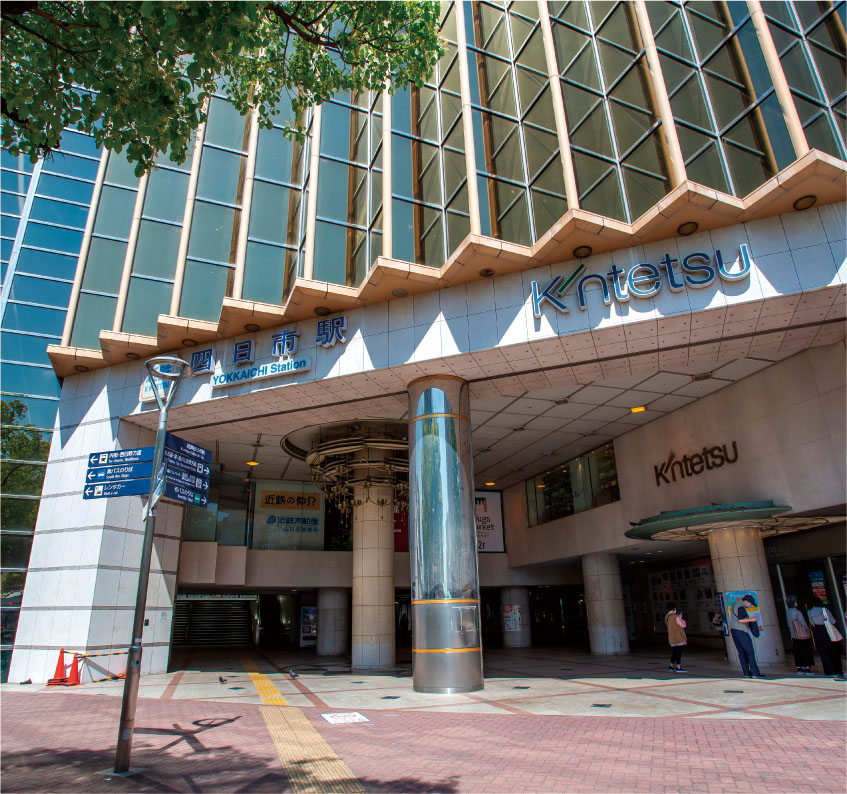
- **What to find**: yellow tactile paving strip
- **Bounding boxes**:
[239,654,288,705]
[241,653,365,792]
[260,706,366,794]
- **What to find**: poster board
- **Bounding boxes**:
[725,590,762,635]
[251,480,324,550]
[474,491,504,552]
[649,558,723,636]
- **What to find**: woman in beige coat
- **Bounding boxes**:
[665,604,688,673]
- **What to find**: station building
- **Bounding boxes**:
[6,0,847,688]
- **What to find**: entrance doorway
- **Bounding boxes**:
[530,586,588,648]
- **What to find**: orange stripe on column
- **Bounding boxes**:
[413,647,481,654]
[411,598,479,605]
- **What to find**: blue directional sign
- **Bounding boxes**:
[166,433,212,464]
[163,447,211,478]
[85,461,154,484]
[164,481,209,507]
[88,447,154,468]
[83,480,151,500]
[166,467,210,493]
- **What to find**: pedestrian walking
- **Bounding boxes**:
[728,594,764,678]
[785,597,814,675]
[807,597,845,679]
[665,604,687,673]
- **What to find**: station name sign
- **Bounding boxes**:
[531,244,752,317]
[654,441,739,487]
[211,356,311,389]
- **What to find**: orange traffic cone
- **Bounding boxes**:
[64,653,80,686]
[47,649,68,685]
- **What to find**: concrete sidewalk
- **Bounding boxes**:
[2,647,845,793]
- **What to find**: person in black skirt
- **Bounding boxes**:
[785,597,814,674]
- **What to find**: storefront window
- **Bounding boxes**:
[526,441,620,526]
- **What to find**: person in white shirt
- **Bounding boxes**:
[807,597,844,679]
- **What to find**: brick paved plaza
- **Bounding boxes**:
[2,647,845,793]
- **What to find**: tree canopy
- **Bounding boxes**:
[1,1,443,174]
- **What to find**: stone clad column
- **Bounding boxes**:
[708,526,784,669]
[407,376,483,693]
[582,552,629,655]
[500,586,531,648]
[351,480,394,670]
[317,587,349,657]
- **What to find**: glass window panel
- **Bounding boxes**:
[610,100,652,154]
[623,166,669,219]
[515,66,548,113]
[0,533,34,569]
[670,75,714,129]
[312,221,349,285]
[781,43,824,99]
[468,51,517,116]
[515,27,548,73]
[610,59,653,111]
[598,41,636,87]
[317,160,368,225]
[531,188,567,235]
[0,419,52,462]
[562,42,602,92]
[249,181,297,244]
[204,97,248,151]
[103,153,138,186]
[196,147,245,204]
[440,55,462,94]
[122,277,172,336]
[1,170,30,195]
[686,140,730,191]
[473,2,508,52]
[370,168,382,223]
[659,52,694,94]
[552,21,592,75]
[532,156,567,195]
[35,174,94,203]
[561,81,602,129]
[1,499,39,533]
[93,186,136,238]
[179,260,230,320]
[808,41,847,102]
[623,129,667,177]
[439,91,463,140]
[807,9,846,50]
[413,86,441,141]
[443,149,467,200]
[767,21,798,54]
[43,152,100,182]
[144,168,189,222]
[1,215,19,239]
[761,2,797,30]
[446,208,470,255]
[580,168,626,220]
[523,125,561,180]
[392,200,445,267]
[131,220,180,279]
[793,1,825,30]
[0,331,56,365]
[393,86,414,135]
[29,198,89,229]
[242,242,287,304]
[81,237,126,293]
[655,9,693,61]
[497,185,532,245]
[58,131,99,158]
[255,126,299,183]
[552,1,590,31]
[369,228,382,266]
[320,103,368,163]
[8,276,71,309]
[22,222,83,255]
[0,363,60,398]
[723,138,772,195]
[570,105,615,157]
[69,293,116,349]
[804,111,844,158]
[444,115,467,151]
[0,397,57,431]
[704,74,751,129]
[756,94,797,169]
[188,202,239,263]
[1,150,35,173]
[154,140,195,171]
[2,303,66,337]
[686,8,729,58]
[2,193,27,215]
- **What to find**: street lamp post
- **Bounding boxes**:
[114,356,192,774]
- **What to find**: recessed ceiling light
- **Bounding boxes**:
[793,194,816,211]
[677,221,698,236]
[536,484,546,488]
[485,481,496,486]
[245,460,260,466]
[125,352,141,360]
[573,245,592,259]
[630,406,646,413]
[478,268,496,277]
[182,338,198,347]
[392,288,408,297]
[74,365,89,372]
[692,372,712,382]
[512,426,525,432]
[554,398,569,405]
[314,306,331,316]
[244,323,260,332]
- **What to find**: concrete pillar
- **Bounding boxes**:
[708,526,785,669]
[408,376,483,693]
[500,586,531,648]
[582,552,629,655]
[316,587,349,657]
[351,482,395,670]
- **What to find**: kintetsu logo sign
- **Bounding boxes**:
[654,442,739,487]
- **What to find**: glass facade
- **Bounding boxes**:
[0,131,102,680]
[49,0,844,353]
[526,441,620,526]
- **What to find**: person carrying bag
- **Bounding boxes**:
[786,597,814,675]
[807,597,845,679]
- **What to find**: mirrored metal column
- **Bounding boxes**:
[407,376,483,693]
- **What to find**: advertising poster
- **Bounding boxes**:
[808,570,828,603]
[300,606,317,647]
[394,503,409,552]
[725,590,762,635]
[503,604,522,632]
[251,480,324,550]
[474,491,504,552]
[649,558,721,636]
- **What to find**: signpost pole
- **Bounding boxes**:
[114,356,192,774]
